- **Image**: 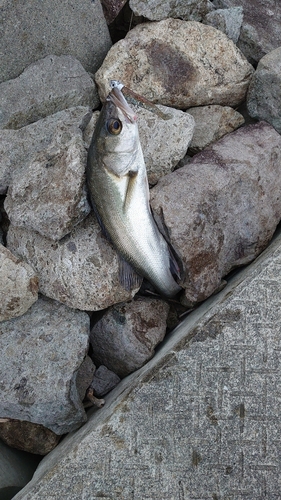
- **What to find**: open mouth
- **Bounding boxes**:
[107,82,137,124]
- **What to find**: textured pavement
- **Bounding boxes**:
[15,232,281,499]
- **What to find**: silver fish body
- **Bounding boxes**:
[86,86,181,298]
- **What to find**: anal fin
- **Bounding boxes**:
[119,257,143,291]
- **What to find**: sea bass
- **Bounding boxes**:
[86,81,182,298]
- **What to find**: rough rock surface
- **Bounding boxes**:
[247,47,281,134]
[90,298,170,377]
[0,55,98,130]
[150,121,281,305]
[12,232,281,500]
[212,0,281,64]
[89,366,121,397]
[129,0,214,21]
[4,107,91,240]
[0,0,112,84]
[95,19,254,109]
[134,104,195,184]
[7,214,139,311]
[0,245,38,322]
[203,7,243,43]
[84,106,194,185]
[0,420,60,456]
[187,105,244,154]
[0,297,90,435]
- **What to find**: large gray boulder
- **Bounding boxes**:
[211,0,281,64]
[3,107,91,240]
[129,0,214,21]
[95,19,254,109]
[0,297,90,435]
[90,298,170,377]
[150,121,281,305]
[7,214,140,311]
[247,47,281,134]
[0,0,112,84]
[0,245,38,322]
[0,55,99,130]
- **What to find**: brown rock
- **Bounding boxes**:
[95,19,254,109]
[90,297,170,377]
[150,122,281,305]
[0,419,60,455]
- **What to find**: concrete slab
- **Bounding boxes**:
[14,230,281,499]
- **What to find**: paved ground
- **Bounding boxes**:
[15,232,281,499]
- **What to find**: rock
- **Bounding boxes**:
[89,365,121,397]
[0,56,98,130]
[76,356,96,401]
[134,104,195,185]
[0,0,112,84]
[4,107,92,240]
[150,121,281,306]
[95,19,254,109]
[203,7,243,43]
[101,0,127,24]
[7,214,139,311]
[211,0,281,64]
[12,231,281,500]
[0,297,90,435]
[0,245,38,322]
[90,297,169,377]
[247,47,281,134]
[0,439,40,497]
[186,105,245,154]
[129,0,214,21]
[0,420,60,456]
[84,106,194,185]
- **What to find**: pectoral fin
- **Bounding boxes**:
[119,256,143,291]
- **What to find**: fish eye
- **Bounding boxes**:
[106,118,122,135]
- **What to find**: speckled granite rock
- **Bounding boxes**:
[203,6,243,43]
[4,107,91,240]
[0,245,38,322]
[0,297,90,435]
[0,55,98,130]
[7,214,140,311]
[95,19,254,108]
[0,0,111,83]
[129,0,214,21]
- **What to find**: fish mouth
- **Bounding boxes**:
[107,81,137,124]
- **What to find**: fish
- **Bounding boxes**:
[86,81,182,298]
